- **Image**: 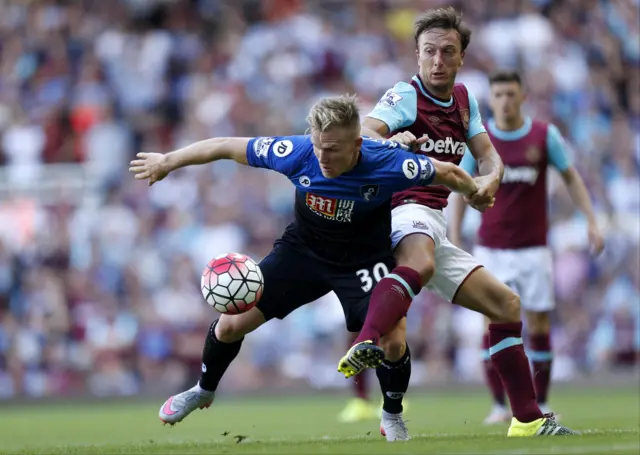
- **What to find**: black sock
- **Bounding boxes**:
[199,319,243,392]
[376,343,411,415]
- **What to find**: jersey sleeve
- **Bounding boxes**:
[366,82,418,132]
[546,124,572,172]
[466,90,487,140]
[245,135,310,177]
[385,149,437,192]
[459,147,478,175]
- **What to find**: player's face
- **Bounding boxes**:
[416,28,464,95]
[489,82,524,123]
[311,127,363,178]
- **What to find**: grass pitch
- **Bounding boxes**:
[0,385,638,454]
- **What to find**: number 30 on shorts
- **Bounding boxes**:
[356,262,390,292]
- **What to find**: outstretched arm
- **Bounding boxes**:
[431,159,479,197]
[166,137,251,168]
[130,137,251,185]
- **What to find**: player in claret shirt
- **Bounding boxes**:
[129,95,479,440]
[338,6,579,437]
[450,70,604,425]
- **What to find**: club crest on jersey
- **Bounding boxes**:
[379,89,403,108]
[360,184,379,201]
[305,193,354,222]
[460,109,469,131]
[526,146,541,164]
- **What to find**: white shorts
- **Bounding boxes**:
[390,204,480,302]
[473,245,555,312]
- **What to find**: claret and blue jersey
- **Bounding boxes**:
[458,117,573,249]
[245,135,436,266]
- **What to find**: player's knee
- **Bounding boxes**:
[395,235,435,285]
[380,338,406,363]
[526,311,551,334]
[498,290,521,323]
[396,255,434,286]
[215,315,249,343]
[416,259,435,285]
[379,320,407,362]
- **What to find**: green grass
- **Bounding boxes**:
[0,386,638,454]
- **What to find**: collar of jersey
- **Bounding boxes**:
[488,116,532,141]
[412,75,453,107]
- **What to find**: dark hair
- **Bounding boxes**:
[414,7,472,51]
[488,70,523,86]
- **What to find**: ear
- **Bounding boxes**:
[460,50,465,67]
[415,47,420,64]
[355,136,363,149]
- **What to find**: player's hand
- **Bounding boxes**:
[464,194,495,213]
[588,222,605,255]
[388,131,428,152]
[129,152,170,186]
[465,174,498,212]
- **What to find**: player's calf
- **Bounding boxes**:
[352,266,422,346]
[454,268,544,424]
[526,310,554,410]
[376,320,411,415]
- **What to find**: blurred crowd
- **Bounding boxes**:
[0,0,638,399]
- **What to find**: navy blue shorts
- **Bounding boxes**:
[255,243,396,332]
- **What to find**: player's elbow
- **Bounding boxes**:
[560,166,578,185]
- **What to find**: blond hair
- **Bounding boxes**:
[306,95,360,133]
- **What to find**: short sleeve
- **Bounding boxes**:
[466,90,487,140]
[546,124,572,172]
[366,82,418,133]
[384,149,437,192]
[246,135,311,177]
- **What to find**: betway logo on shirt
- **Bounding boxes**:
[305,193,355,222]
[502,166,540,184]
[419,135,465,155]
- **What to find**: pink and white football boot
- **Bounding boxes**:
[159,383,214,426]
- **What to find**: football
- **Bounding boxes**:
[201,253,264,314]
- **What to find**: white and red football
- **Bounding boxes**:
[201,253,264,314]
